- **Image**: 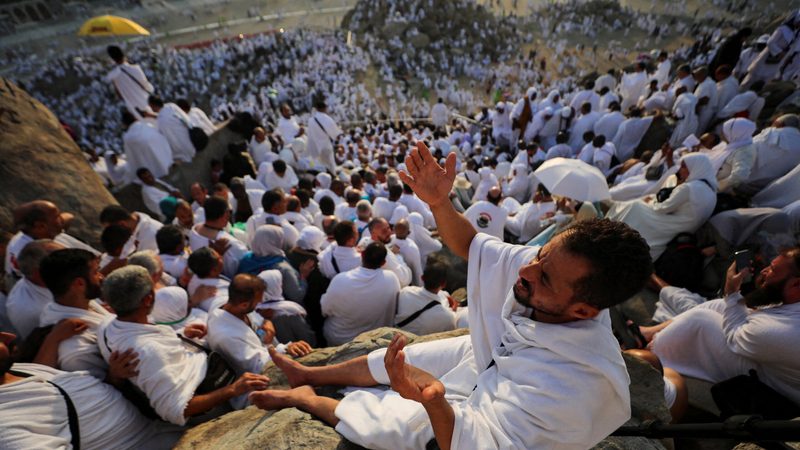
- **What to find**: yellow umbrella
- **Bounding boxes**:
[78,15,150,36]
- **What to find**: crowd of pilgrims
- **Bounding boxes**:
[2,3,800,449]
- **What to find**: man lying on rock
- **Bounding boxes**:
[250,142,653,450]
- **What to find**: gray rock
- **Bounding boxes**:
[176,327,670,450]
[0,78,118,248]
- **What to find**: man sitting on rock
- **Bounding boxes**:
[250,142,652,450]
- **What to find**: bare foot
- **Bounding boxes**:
[249,385,316,411]
[269,346,312,387]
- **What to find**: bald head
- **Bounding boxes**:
[253,127,266,142]
[487,186,502,205]
[228,273,266,305]
[14,200,64,239]
[394,219,410,239]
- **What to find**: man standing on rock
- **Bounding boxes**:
[105,45,155,120]
[250,142,653,449]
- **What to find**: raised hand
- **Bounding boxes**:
[398,141,458,209]
[384,333,446,405]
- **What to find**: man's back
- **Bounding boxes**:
[321,267,399,345]
[464,201,507,240]
[395,286,456,335]
[98,319,207,425]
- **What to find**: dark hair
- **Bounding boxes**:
[204,196,229,221]
[121,110,136,127]
[188,247,218,278]
[261,189,284,213]
[333,220,356,246]
[322,217,339,236]
[147,95,164,108]
[135,167,151,179]
[422,262,448,290]
[296,189,311,207]
[286,196,300,212]
[100,205,132,225]
[156,225,185,254]
[346,190,361,204]
[319,196,336,215]
[367,218,387,233]
[273,159,287,174]
[592,135,606,147]
[561,219,652,310]
[101,224,132,254]
[228,273,265,304]
[107,45,124,62]
[176,99,191,110]
[40,249,96,298]
[556,131,569,144]
[388,184,403,200]
[362,241,387,269]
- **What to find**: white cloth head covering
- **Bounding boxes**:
[407,212,442,260]
[526,87,538,100]
[316,172,332,189]
[297,226,326,253]
[681,153,718,190]
[252,225,285,257]
[256,269,307,317]
[722,118,756,151]
[150,286,208,329]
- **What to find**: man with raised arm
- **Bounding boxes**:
[250,142,653,450]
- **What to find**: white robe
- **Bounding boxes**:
[97,319,207,426]
[464,201,508,240]
[394,286,458,335]
[186,276,230,312]
[39,300,114,379]
[357,237,412,288]
[121,212,163,256]
[505,201,556,243]
[612,116,653,162]
[393,237,423,287]
[188,107,216,136]
[747,126,800,189]
[156,103,195,163]
[593,111,625,141]
[141,181,176,221]
[277,116,301,143]
[188,226,248,278]
[207,308,270,375]
[123,121,173,184]
[607,180,717,259]
[0,363,180,450]
[6,278,53,340]
[321,267,399,346]
[106,63,154,119]
[407,213,441,268]
[318,244,361,279]
[244,212,299,250]
[652,296,800,405]
[306,111,342,172]
[334,234,631,450]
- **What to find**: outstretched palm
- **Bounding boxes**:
[398,141,457,209]
[384,333,446,404]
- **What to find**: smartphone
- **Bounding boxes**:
[734,249,751,272]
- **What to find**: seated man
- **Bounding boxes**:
[207,274,312,377]
[644,249,800,407]
[156,225,189,279]
[318,221,361,279]
[98,266,269,426]
[394,262,466,336]
[38,249,113,379]
[250,142,652,450]
[137,167,182,222]
[321,242,400,346]
[186,247,230,312]
[6,240,63,339]
[0,322,183,449]
[188,196,248,278]
[357,218,412,287]
[100,205,163,254]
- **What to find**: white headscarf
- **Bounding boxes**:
[252,225,285,257]
[150,286,208,329]
[297,226,326,253]
[704,118,756,172]
[316,172,332,189]
[681,153,718,191]
[407,212,441,262]
[256,269,307,317]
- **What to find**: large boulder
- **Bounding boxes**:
[175,327,670,450]
[0,78,117,247]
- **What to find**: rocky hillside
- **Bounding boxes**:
[0,78,117,247]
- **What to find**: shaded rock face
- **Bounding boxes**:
[113,125,245,213]
[0,78,118,247]
[176,327,670,450]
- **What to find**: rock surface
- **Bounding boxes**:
[176,327,670,450]
[0,78,118,247]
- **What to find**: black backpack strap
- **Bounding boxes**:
[331,255,340,274]
[176,333,210,354]
[313,115,335,145]
[396,300,440,328]
[48,381,80,450]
